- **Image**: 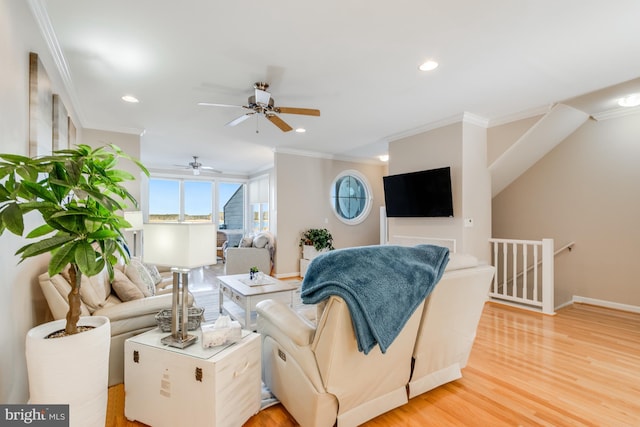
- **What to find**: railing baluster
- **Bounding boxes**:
[502,242,507,296]
[512,243,517,298]
[523,244,528,302]
[493,242,499,294]
[533,243,539,304]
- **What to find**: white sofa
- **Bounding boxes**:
[38,260,193,386]
[256,253,495,427]
[224,231,275,275]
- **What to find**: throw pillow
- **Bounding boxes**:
[253,233,270,249]
[61,265,111,313]
[239,236,254,248]
[144,263,163,285]
[125,259,156,297]
[111,269,145,302]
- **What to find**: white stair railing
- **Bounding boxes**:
[488,238,572,315]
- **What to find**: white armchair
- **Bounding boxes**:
[256,252,496,427]
[257,296,424,427]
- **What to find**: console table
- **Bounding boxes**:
[124,328,261,427]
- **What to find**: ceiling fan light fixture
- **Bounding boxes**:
[618,94,640,107]
[419,60,439,71]
[192,168,200,176]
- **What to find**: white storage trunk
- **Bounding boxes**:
[125,328,261,427]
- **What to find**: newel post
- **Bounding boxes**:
[541,238,555,315]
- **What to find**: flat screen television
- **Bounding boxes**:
[383,167,453,217]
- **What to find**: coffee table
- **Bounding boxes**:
[217,274,300,330]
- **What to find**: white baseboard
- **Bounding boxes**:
[572,295,640,314]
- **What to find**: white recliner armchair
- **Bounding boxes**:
[256,251,495,427]
[257,296,424,427]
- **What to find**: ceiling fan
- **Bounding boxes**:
[173,156,221,175]
[198,82,320,132]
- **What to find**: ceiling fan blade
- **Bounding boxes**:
[275,107,321,116]
[172,164,191,169]
[198,102,246,109]
[226,113,254,127]
[266,114,293,132]
[200,166,223,173]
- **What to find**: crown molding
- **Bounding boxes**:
[591,105,640,121]
[385,112,490,143]
[273,147,385,166]
[28,0,85,127]
[488,104,553,127]
[463,112,490,128]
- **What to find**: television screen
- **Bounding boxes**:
[383,167,453,217]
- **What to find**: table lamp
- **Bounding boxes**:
[123,211,144,257]
[143,222,217,348]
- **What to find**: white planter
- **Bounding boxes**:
[26,316,111,427]
[302,245,328,261]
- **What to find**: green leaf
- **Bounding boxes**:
[88,229,119,240]
[17,234,74,258]
[25,223,55,238]
[105,169,135,182]
[48,241,78,276]
[16,165,39,182]
[1,202,24,235]
[20,181,58,204]
[0,154,31,163]
[74,240,103,276]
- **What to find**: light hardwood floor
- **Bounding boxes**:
[107,302,640,426]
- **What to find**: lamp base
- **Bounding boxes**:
[161,333,197,349]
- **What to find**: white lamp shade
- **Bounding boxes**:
[123,211,144,231]
[143,223,217,268]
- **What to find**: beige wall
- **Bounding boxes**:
[487,115,543,165]
[0,0,70,403]
[0,1,143,403]
[274,152,386,277]
[492,113,640,307]
[388,121,492,262]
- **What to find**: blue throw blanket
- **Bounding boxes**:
[301,244,449,354]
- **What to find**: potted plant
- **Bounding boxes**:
[299,228,334,261]
[0,144,148,427]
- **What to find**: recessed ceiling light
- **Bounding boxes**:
[419,60,439,71]
[378,155,389,162]
[618,94,640,108]
[121,95,139,103]
[295,128,306,133]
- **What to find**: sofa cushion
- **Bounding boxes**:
[111,269,145,302]
[239,236,254,247]
[125,259,156,297]
[144,263,163,285]
[61,265,111,313]
[253,233,270,249]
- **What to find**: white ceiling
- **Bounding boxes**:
[35,0,640,176]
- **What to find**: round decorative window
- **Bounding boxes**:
[330,170,373,225]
